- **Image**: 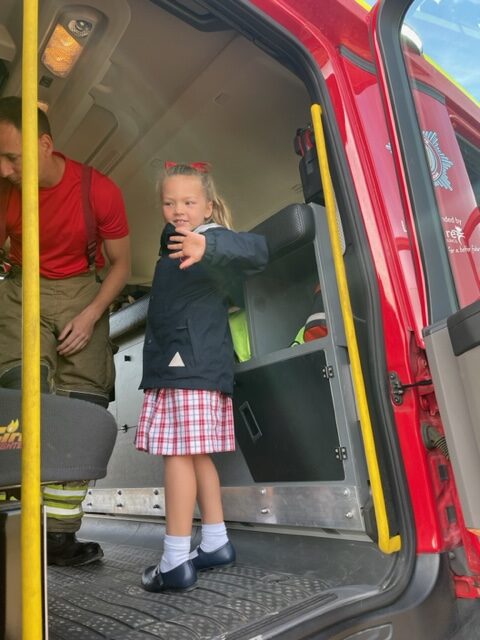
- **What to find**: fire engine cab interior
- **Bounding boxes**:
[1,0,480,639]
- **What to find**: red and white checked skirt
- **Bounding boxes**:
[135,388,235,456]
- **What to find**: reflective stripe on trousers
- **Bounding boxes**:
[43,481,89,530]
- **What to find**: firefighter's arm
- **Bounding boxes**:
[0,238,11,277]
[57,235,131,356]
[0,237,10,257]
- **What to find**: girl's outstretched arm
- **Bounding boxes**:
[202,227,269,275]
[168,226,269,275]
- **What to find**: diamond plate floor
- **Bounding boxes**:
[47,542,338,639]
[46,518,393,639]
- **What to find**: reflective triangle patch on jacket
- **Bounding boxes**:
[169,352,185,367]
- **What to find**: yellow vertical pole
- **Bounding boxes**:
[21,1,43,639]
[311,103,401,554]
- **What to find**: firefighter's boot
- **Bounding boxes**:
[46,532,104,566]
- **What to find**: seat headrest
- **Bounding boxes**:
[251,203,315,260]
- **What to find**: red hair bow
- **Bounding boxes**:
[164,161,211,173]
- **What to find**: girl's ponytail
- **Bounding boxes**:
[210,195,233,230]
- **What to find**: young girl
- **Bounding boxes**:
[136,161,269,592]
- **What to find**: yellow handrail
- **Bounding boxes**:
[311,103,401,554]
[21,1,43,638]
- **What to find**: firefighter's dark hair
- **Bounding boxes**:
[0,96,52,138]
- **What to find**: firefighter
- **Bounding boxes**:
[0,97,130,566]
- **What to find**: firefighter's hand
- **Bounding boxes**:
[57,309,97,356]
[168,229,206,269]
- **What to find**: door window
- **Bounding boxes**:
[401,0,480,307]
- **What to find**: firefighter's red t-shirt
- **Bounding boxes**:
[2,153,129,279]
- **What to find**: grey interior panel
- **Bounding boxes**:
[424,317,480,530]
[232,202,369,527]
[447,299,480,459]
[447,298,480,356]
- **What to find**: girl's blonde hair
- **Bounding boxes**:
[160,162,233,229]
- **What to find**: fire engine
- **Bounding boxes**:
[1,0,479,638]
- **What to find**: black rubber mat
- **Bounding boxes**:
[47,541,337,639]
[450,601,480,640]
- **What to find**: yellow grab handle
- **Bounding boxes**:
[21,1,43,638]
[311,103,401,554]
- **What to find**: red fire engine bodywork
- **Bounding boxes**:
[250,0,480,596]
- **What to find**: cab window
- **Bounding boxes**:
[401,0,480,307]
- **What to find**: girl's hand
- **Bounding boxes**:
[168,228,206,269]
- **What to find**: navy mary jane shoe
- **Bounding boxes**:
[192,541,236,571]
[141,559,197,593]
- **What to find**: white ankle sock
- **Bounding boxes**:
[160,534,191,573]
[190,522,228,559]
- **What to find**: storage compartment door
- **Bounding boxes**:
[234,350,343,483]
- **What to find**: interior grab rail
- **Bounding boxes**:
[310,103,401,554]
[21,1,43,638]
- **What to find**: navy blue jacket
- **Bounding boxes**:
[140,223,269,395]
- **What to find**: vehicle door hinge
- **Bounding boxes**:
[335,446,348,460]
[389,371,433,405]
[323,365,334,379]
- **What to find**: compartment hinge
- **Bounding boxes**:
[322,365,334,379]
[335,446,348,460]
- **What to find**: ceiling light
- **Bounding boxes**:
[41,13,97,79]
[41,24,83,78]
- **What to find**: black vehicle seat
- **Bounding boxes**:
[0,388,117,639]
[0,388,117,488]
